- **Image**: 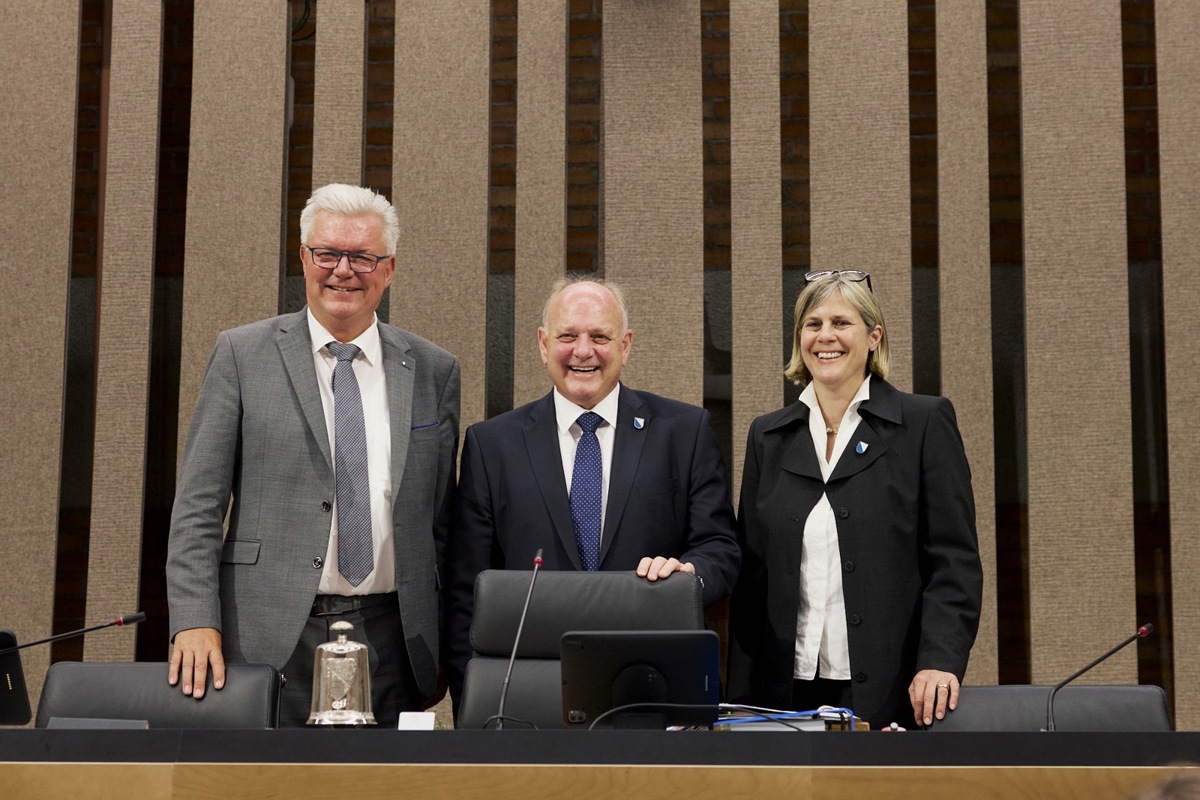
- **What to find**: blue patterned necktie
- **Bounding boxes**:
[327,342,373,586]
[570,412,604,571]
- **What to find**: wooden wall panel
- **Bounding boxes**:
[513,4,568,408]
[1158,0,1200,730]
[84,0,163,662]
[392,0,490,427]
[603,0,705,405]
[312,0,366,188]
[808,0,912,389]
[0,0,80,708]
[729,1,783,497]
[1020,2,1135,684]
[936,1,997,685]
[178,3,290,453]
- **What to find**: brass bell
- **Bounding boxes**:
[306,620,377,726]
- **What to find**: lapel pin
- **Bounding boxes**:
[856,441,868,454]
[633,417,645,430]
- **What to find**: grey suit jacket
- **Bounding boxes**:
[166,309,460,698]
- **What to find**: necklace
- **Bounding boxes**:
[826,425,838,435]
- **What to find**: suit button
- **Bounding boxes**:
[312,557,324,569]
[849,614,861,625]
[321,501,332,512]
[855,672,867,683]
[838,508,849,519]
[843,560,855,572]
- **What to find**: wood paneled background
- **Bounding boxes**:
[1,0,1195,729]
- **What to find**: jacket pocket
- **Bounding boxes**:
[221,539,261,565]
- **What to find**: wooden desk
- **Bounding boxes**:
[2,730,1195,799]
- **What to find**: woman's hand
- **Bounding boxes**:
[909,669,959,727]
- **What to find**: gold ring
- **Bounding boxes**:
[937,683,949,689]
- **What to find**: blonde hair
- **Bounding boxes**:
[784,274,890,386]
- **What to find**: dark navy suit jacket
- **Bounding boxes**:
[446,385,739,705]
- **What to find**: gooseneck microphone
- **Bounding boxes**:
[1045,622,1153,731]
[0,612,146,656]
[493,550,543,730]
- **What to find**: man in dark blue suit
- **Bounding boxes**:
[446,278,739,708]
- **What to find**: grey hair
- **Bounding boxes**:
[541,277,630,333]
[299,184,400,255]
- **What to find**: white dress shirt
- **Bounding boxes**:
[793,375,872,680]
[552,384,620,542]
[307,310,396,595]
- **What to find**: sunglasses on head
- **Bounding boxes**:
[804,270,873,292]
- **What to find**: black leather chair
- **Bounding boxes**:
[928,684,1171,732]
[35,661,282,729]
[457,570,705,730]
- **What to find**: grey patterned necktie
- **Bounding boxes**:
[327,342,373,586]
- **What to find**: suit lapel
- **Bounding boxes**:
[828,377,900,482]
[600,386,645,564]
[522,393,580,569]
[277,310,332,470]
[826,417,887,481]
[772,402,824,481]
[380,324,415,492]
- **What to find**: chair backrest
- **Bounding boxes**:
[928,684,1172,732]
[35,661,282,729]
[457,570,704,730]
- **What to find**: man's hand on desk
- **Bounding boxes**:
[168,627,225,699]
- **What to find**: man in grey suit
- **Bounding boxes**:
[166,184,460,726]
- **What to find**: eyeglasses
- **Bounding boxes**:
[804,269,872,291]
[305,246,391,273]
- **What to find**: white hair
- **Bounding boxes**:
[299,184,400,255]
[541,277,630,333]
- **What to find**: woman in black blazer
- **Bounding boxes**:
[726,271,982,729]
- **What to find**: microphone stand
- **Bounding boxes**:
[0,613,146,656]
[495,550,543,730]
[1045,623,1153,731]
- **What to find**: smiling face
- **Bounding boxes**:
[301,210,394,342]
[799,289,883,398]
[537,282,633,409]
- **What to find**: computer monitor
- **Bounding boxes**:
[0,630,32,725]
[560,629,720,729]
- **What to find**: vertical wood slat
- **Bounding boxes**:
[728,1,783,499]
[513,4,568,408]
[392,1,490,428]
[84,0,163,663]
[936,1,997,685]
[808,1,912,389]
[312,0,366,188]
[602,0,704,405]
[1158,0,1200,731]
[178,3,291,453]
[1020,2,1135,683]
[0,0,80,709]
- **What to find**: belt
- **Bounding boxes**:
[311,593,395,617]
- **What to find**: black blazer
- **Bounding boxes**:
[446,386,740,704]
[726,378,982,728]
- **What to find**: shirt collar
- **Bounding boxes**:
[552,384,621,434]
[799,374,873,421]
[306,308,382,366]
